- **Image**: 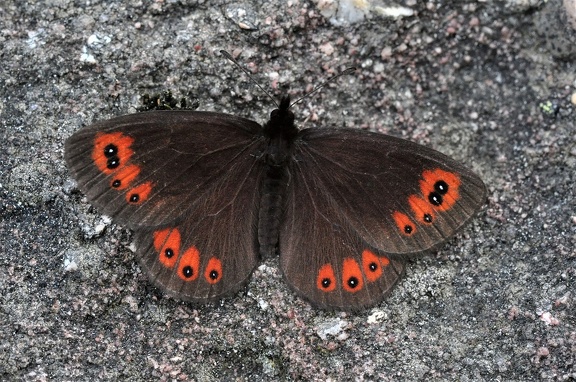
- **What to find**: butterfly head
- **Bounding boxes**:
[270,96,294,123]
[264,96,297,140]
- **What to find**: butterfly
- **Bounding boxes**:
[65,79,486,311]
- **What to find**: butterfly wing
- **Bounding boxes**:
[65,111,264,228]
[65,111,267,301]
[132,150,265,301]
[279,128,486,310]
[280,178,406,310]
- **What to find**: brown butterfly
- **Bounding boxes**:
[65,80,486,311]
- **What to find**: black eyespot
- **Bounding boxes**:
[321,278,331,288]
[165,248,174,258]
[182,266,193,278]
[104,144,118,157]
[129,194,140,203]
[424,213,433,223]
[112,179,121,188]
[434,180,448,194]
[107,156,120,169]
[428,192,443,206]
[347,277,359,289]
[404,225,413,234]
[209,270,219,280]
[369,262,378,272]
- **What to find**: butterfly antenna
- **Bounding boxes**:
[220,50,279,108]
[289,67,356,108]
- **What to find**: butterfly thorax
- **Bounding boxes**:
[262,96,298,166]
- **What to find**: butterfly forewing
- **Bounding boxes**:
[65,111,264,229]
[293,128,486,255]
[66,111,267,300]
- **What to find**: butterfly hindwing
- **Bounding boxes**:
[133,150,265,301]
[280,171,406,310]
[66,111,267,300]
[279,128,486,309]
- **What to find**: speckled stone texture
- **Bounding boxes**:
[1,1,575,380]
[534,0,576,59]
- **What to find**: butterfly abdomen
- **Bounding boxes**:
[258,97,299,257]
[258,164,289,257]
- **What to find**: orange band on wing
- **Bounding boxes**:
[408,195,435,224]
[178,246,201,281]
[342,258,364,293]
[126,182,153,204]
[420,169,461,211]
[362,250,383,282]
[317,264,336,292]
[204,257,223,284]
[392,211,416,236]
[153,228,181,268]
[110,164,141,190]
[92,132,134,174]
